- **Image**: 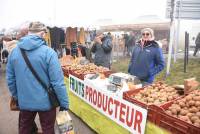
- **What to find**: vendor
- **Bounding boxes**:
[128,28,165,86]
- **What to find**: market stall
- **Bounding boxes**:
[64,77,170,134]
[61,56,200,134]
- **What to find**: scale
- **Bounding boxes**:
[107,73,141,92]
[85,73,141,93]
[109,72,141,86]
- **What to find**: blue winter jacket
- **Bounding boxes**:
[6,35,69,111]
[128,41,165,83]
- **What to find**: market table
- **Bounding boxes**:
[64,76,170,134]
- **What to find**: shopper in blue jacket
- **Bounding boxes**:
[6,22,69,133]
[128,28,165,85]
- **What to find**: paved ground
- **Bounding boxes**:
[0,64,96,134]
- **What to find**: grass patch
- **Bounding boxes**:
[111,57,200,85]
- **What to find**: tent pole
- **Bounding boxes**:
[166,0,176,76]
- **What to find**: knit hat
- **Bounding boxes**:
[141,28,155,40]
[29,21,47,33]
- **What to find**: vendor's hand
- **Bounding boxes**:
[59,107,69,111]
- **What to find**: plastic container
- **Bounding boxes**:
[69,69,113,80]
[69,70,84,80]
[149,101,200,134]
[123,88,181,123]
[123,88,148,108]
[62,67,69,77]
[123,86,182,109]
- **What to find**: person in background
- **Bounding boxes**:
[6,21,69,134]
[91,32,113,69]
[0,36,3,49]
[1,25,29,64]
[128,28,165,86]
[193,32,200,57]
[0,36,3,65]
[127,31,136,56]
[1,32,17,63]
[123,33,129,56]
[85,30,91,46]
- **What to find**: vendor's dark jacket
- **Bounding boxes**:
[128,40,165,83]
[91,35,112,68]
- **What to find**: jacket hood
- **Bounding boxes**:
[17,35,46,50]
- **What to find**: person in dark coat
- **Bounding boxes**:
[91,32,113,69]
[123,33,129,56]
[128,28,165,86]
[193,32,200,56]
[127,32,136,56]
[0,37,3,64]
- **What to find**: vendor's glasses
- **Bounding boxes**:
[142,33,150,36]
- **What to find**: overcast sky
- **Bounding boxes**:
[0,0,167,29]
